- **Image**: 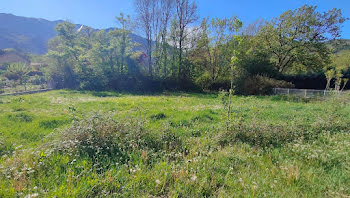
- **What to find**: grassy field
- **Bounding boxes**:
[0,90,350,197]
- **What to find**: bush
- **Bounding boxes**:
[239,75,294,95]
[29,75,46,85]
[53,113,184,165]
[217,123,303,148]
[55,114,153,163]
[195,72,212,90]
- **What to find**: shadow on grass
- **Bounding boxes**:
[57,89,218,99]
[255,95,317,103]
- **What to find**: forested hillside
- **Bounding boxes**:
[0,13,149,54]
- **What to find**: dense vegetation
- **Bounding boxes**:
[44,4,348,93]
[1,1,350,197]
[0,90,349,197]
[2,3,349,94]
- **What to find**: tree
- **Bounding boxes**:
[115,13,135,74]
[48,18,141,90]
[155,0,175,78]
[47,21,81,89]
[5,62,30,90]
[257,5,347,74]
[175,0,198,81]
[134,0,159,77]
[325,50,350,91]
[193,16,242,83]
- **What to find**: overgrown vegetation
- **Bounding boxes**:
[0,90,350,197]
[2,3,348,94]
[1,1,350,197]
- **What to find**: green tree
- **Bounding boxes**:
[193,16,242,85]
[5,62,30,90]
[325,50,350,90]
[257,5,347,74]
[47,21,81,88]
[175,0,198,81]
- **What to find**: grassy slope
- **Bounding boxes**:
[0,90,349,197]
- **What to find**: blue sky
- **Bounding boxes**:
[1,0,349,38]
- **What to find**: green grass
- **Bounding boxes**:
[0,90,349,197]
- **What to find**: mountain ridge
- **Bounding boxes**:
[0,13,148,55]
[0,13,349,56]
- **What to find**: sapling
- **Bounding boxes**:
[226,54,238,131]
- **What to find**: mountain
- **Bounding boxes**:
[0,13,62,54]
[327,39,350,53]
[0,13,148,55]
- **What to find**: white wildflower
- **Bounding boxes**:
[24,193,39,198]
[191,175,197,181]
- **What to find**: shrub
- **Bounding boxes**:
[29,75,46,85]
[55,114,152,163]
[53,113,184,165]
[195,72,212,90]
[239,75,294,95]
[217,123,302,148]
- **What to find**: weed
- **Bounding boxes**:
[8,113,34,122]
[150,113,167,121]
[39,119,69,129]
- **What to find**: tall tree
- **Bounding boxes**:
[193,16,242,82]
[115,13,134,74]
[257,5,347,73]
[47,21,80,88]
[175,0,198,81]
[134,0,159,77]
[157,0,174,78]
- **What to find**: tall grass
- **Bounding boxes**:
[0,90,349,197]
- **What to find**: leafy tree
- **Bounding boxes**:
[257,5,347,74]
[5,62,30,90]
[48,17,140,90]
[193,16,242,85]
[325,50,350,90]
[157,0,175,78]
[134,0,159,77]
[47,21,81,88]
[175,0,198,81]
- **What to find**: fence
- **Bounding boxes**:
[272,88,349,98]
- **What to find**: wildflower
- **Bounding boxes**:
[155,179,161,185]
[191,175,197,181]
[24,193,39,198]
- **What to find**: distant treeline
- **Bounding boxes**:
[2,2,349,94]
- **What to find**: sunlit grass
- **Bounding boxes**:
[0,90,349,197]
